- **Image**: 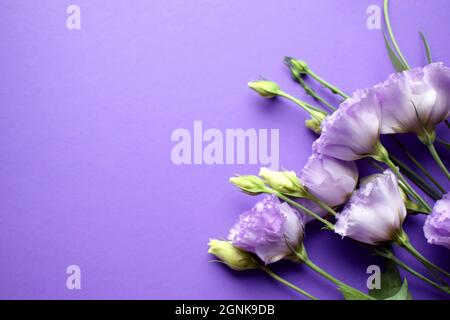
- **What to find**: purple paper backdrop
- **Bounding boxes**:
[0,0,449,299]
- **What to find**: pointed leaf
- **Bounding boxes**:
[385,279,410,300]
[419,31,433,64]
[339,285,371,300]
[383,33,407,72]
[369,257,412,300]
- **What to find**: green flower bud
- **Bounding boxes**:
[284,57,309,77]
[305,117,322,134]
[259,167,306,197]
[208,239,259,271]
[248,80,281,98]
[305,109,327,134]
[229,175,267,195]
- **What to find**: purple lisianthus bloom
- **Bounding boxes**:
[375,63,450,134]
[334,170,407,245]
[300,154,358,207]
[228,195,304,264]
[312,89,382,161]
[424,192,450,249]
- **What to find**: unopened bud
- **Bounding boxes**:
[248,80,281,98]
[208,239,259,271]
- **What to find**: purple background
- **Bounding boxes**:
[0,0,449,299]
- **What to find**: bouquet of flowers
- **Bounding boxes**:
[208,0,450,300]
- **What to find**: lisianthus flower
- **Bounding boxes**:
[375,63,450,134]
[424,63,450,129]
[312,89,382,161]
[334,170,407,245]
[228,195,304,264]
[300,154,358,207]
[424,192,450,249]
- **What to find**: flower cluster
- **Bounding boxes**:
[209,2,450,300]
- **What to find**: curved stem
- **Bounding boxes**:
[427,142,450,180]
[306,69,349,99]
[296,76,336,111]
[303,259,374,300]
[395,230,450,281]
[307,195,337,217]
[390,136,446,194]
[267,189,335,230]
[291,244,375,300]
[376,250,450,294]
[390,155,442,200]
[278,92,323,113]
[260,266,317,300]
[384,0,410,69]
[377,151,432,213]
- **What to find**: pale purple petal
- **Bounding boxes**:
[375,67,437,134]
[424,192,450,249]
[228,195,304,264]
[423,63,450,129]
[367,62,450,134]
[300,153,358,207]
[334,170,406,245]
[313,89,382,161]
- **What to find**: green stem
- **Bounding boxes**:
[267,189,335,230]
[277,91,327,122]
[376,249,450,294]
[395,230,450,281]
[260,265,318,300]
[292,244,375,300]
[390,136,446,194]
[427,142,450,180]
[305,259,374,300]
[306,69,349,99]
[307,195,337,217]
[374,145,432,213]
[384,0,410,69]
[295,76,336,111]
[390,155,442,201]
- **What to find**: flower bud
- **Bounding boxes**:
[305,109,327,134]
[248,80,281,98]
[259,167,306,197]
[229,175,267,195]
[284,57,309,78]
[208,239,259,271]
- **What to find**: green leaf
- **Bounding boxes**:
[339,285,372,300]
[383,33,408,72]
[419,31,433,64]
[369,257,412,300]
[385,279,409,300]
